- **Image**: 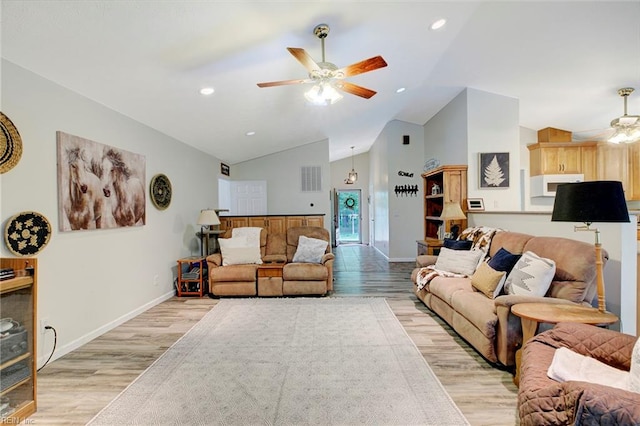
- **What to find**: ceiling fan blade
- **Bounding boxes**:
[257,79,309,88]
[287,47,321,73]
[337,81,377,99]
[337,56,388,78]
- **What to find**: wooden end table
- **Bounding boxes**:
[416,239,444,256]
[257,264,284,296]
[511,302,618,386]
[176,256,206,297]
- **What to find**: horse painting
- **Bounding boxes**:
[64,147,105,230]
[57,131,146,231]
[100,148,145,227]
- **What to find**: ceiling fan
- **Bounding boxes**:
[573,87,640,143]
[257,24,388,104]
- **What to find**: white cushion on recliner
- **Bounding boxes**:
[292,235,328,264]
[434,247,484,276]
[219,236,262,266]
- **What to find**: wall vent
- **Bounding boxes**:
[301,166,322,192]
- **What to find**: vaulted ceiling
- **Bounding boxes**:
[2,1,639,164]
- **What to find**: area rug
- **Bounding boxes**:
[88,298,469,425]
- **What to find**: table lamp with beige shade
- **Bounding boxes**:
[439,201,467,240]
[197,209,221,257]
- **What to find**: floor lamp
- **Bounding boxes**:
[551,181,629,313]
[197,209,221,257]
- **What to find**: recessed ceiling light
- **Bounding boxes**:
[200,87,215,95]
[246,131,256,136]
[396,87,406,93]
[430,18,447,30]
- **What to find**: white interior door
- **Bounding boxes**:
[230,180,267,215]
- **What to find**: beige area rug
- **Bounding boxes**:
[88,298,469,425]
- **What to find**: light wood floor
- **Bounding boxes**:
[31,244,518,425]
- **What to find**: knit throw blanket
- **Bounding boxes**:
[415,266,465,291]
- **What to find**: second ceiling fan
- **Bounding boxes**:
[257,24,388,102]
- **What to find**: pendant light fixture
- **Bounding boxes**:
[345,146,358,184]
[608,87,640,144]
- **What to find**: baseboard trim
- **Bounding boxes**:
[38,290,175,367]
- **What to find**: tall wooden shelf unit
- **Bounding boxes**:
[0,257,37,422]
[421,165,468,242]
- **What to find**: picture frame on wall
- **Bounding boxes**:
[221,162,230,176]
[467,198,485,211]
[479,152,509,188]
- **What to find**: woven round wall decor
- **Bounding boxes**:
[0,112,23,174]
[150,173,172,210]
[4,211,52,257]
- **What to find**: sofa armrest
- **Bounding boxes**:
[493,295,579,367]
[494,294,579,309]
[206,253,222,268]
[533,322,636,370]
[321,252,335,265]
[416,254,437,267]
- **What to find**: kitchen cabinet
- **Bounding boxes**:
[528,142,596,176]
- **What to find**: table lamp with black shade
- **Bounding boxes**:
[551,181,629,313]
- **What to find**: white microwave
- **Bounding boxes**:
[530,174,584,197]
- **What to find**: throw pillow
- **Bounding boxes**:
[443,238,472,251]
[434,247,484,276]
[488,247,521,273]
[219,236,262,266]
[471,262,507,299]
[292,235,328,264]
[630,337,640,393]
[504,251,556,297]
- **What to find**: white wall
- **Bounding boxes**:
[469,212,637,335]
[231,140,331,232]
[369,120,424,260]
[386,121,425,261]
[330,151,370,245]
[424,89,468,165]
[369,129,390,257]
[466,88,520,211]
[1,60,219,365]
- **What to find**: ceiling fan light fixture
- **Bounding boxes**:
[304,83,343,106]
[608,87,640,144]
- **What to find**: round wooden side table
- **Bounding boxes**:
[511,302,619,386]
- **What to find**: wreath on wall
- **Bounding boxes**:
[344,197,356,209]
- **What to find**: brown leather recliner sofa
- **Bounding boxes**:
[518,322,640,425]
[410,230,604,368]
[206,226,334,297]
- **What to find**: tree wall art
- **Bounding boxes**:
[479,152,509,188]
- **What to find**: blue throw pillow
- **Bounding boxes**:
[443,239,473,251]
[488,247,521,273]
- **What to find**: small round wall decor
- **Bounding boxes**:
[150,173,172,210]
[0,112,23,174]
[4,211,52,256]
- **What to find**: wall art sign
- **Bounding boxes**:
[221,162,230,176]
[479,152,509,188]
[56,131,146,231]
